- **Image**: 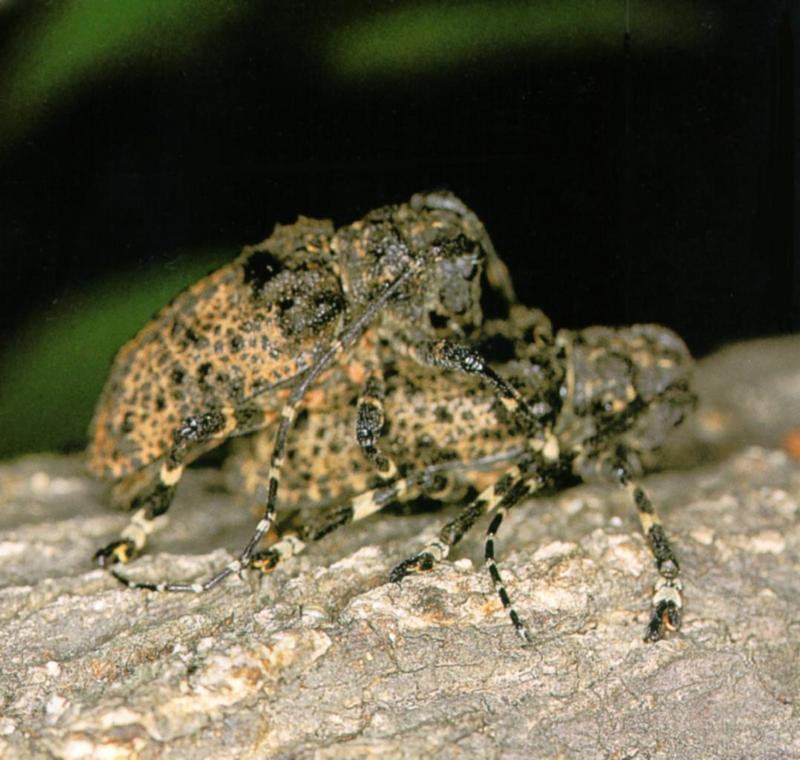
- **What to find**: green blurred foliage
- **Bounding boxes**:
[328,0,703,79]
[0,0,707,148]
[0,251,231,458]
[0,0,246,149]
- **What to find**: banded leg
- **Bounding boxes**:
[484,497,534,643]
[356,365,398,479]
[250,534,307,573]
[249,473,428,572]
[248,450,524,576]
[95,409,233,567]
[405,339,545,439]
[613,464,683,642]
[390,462,542,641]
[110,260,422,593]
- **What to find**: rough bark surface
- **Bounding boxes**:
[1,337,799,759]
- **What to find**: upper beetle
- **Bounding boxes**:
[88,191,524,572]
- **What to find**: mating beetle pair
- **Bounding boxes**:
[89,192,693,642]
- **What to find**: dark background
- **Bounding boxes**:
[0,1,796,456]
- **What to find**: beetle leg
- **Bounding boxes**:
[94,409,234,567]
[390,458,543,643]
[355,364,398,480]
[612,463,683,642]
[404,339,545,439]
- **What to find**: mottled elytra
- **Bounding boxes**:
[228,306,553,511]
[225,307,696,642]
[89,192,536,590]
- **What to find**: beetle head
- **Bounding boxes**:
[333,191,501,341]
[561,323,695,451]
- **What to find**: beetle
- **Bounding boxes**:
[215,307,695,642]
[89,192,536,589]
